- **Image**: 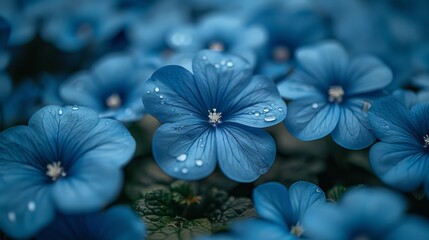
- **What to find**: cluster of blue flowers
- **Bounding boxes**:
[1,0,429,239]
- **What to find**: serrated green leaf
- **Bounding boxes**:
[170,181,201,206]
[327,185,347,203]
[148,217,212,240]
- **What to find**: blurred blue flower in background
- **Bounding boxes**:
[60,53,157,122]
[368,97,429,197]
[142,50,286,182]
[0,105,135,238]
[303,187,429,240]
[36,205,146,240]
[41,0,123,52]
[278,42,392,149]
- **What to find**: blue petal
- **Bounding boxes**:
[331,99,376,150]
[368,97,419,146]
[60,73,104,110]
[216,124,275,182]
[28,105,136,167]
[51,161,123,213]
[385,216,429,240]
[288,181,326,224]
[340,188,406,236]
[346,56,392,96]
[224,75,287,128]
[302,203,346,240]
[36,205,145,240]
[253,182,291,228]
[277,75,321,100]
[295,42,348,88]
[285,98,340,141]
[0,127,56,238]
[0,73,11,103]
[369,142,428,191]
[231,219,292,240]
[142,65,207,123]
[152,121,217,180]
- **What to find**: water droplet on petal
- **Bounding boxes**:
[28,202,36,211]
[226,61,234,67]
[316,188,321,193]
[181,168,189,174]
[254,112,260,117]
[278,107,283,112]
[264,113,277,122]
[202,55,207,60]
[159,95,164,99]
[8,212,16,222]
[195,159,203,167]
[263,107,270,113]
[311,103,319,109]
[176,154,187,162]
[214,64,220,68]
[105,121,110,125]
[384,123,390,129]
[72,106,79,111]
[154,87,160,93]
[146,90,150,94]
[58,108,63,115]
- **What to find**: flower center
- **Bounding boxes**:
[424,134,429,148]
[328,85,345,103]
[209,41,225,51]
[46,161,66,181]
[208,108,222,125]
[272,45,290,62]
[106,93,122,109]
[290,222,304,237]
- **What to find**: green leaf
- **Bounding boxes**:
[149,217,212,240]
[327,185,347,203]
[170,181,201,206]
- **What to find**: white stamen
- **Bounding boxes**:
[106,93,122,109]
[290,222,304,237]
[46,162,66,181]
[208,108,222,125]
[209,42,225,51]
[273,46,290,61]
[328,85,345,103]
[424,134,429,148]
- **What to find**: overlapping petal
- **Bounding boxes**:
[288,181,326,224]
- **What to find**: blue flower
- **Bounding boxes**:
[0,105,136,238]
[60,53,157,122]
[199,181,326,240]
[303,187,429,240]
[368,97,429,196]
[142,50,286,182]
[277,42,392,149]
[35,205,146,240]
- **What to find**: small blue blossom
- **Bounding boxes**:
[368,97,429,196]
[35,205,146,240]
[278,42,392,149]
[0,105,136,238]
[60,53,157,122]
[303,187,429,240]
[142,50,286,182]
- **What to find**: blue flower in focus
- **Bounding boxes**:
[142,50,286,182]
[303,187,429,240]
[278,42,392,149]
[0,105,136,238]
[36,205,146,240]
[60,53,157,122]
[368,97,429,196]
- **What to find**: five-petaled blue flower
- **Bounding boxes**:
[61,53,158,122]
[36,205,146,240]
[142,50,286,182]
[0,105,136,238]
[368,96,429,197]
[277,41,392,149]
[303,187,429,240]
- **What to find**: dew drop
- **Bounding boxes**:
[28,201,36,212]
[195,159,203,167]
[105,121,110,125]
[146,90,150,94]
[199,138,203,142]
[181,168,189,174]
[159,95,164,99]
[278,107,283,112]
[8,212,16,222]
[384,123,390,129]
[220,60,226,65]
[154,87,160,93]
[311,103,319,109]
[214,64,220,68]
[263,107,270,113]
[226,61,234,67]
[264,113,277,122]
[316,188,321,193]
[58,108,63,115]
[176,154,187,162]
[254,111,261,117]
[202,55,207,60]
[72,106,79,111]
